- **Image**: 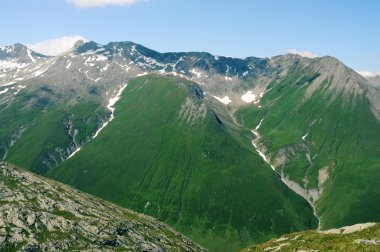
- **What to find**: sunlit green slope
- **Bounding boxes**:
[49,75,317,251]
[236,58,380,230]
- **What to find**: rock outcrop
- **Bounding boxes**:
[242,222,380,252]
[0,161,206,251]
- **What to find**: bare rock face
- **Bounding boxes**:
[0,161,207,252]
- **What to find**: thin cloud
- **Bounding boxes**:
[66,0,146,8]
[356,70,380,78]
[27,35,88,56]
[287,48,318,58]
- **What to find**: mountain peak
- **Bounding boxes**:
[0,43,47,63]
[75,40,103,54]
[73,39,85,50]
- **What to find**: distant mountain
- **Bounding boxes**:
[0,43,47,63]
[0,43,50,91]
[1,40,380,251]
[0,161,206,251]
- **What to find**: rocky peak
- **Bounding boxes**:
[74,40,103,54]
[73,39,85,50]
[0,43,47,63]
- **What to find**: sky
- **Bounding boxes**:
[1,0,379,76]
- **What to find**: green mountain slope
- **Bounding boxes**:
[2,40,380,250]
[0,84,105,174]
[0,161,206,251]
[236,57,380,230]
[48,74,317,251]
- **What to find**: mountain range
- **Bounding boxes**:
[1,40,380,251]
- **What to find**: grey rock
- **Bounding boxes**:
[0,161,207,251]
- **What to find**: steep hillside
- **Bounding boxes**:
[48,74,317,251]
[235,56,380,229]
[0,82,108,174]
[242,222,380,252]
[0,161,206,251]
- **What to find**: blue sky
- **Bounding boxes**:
[1,0,379,75]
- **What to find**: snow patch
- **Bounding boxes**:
[66,61,72,69]
[67,147,82,159]
[27,49,36,62]
[250,119,276,171]
[96,55,108,61]
[0,81,16,87]
[212,95,232,105]
[225,64,232,80]
[84,70,97,81]
[241,91,256,103]
[130,44,138,55]
[81,47,106,56]
[255,118,264,130]
[302,133,308,141]
[190,68,202,78]
[33,69,47,77]
[93,83,128,139]
[0,88,9,94]
[101,64,109,72]
[137,72,148,77]
[0,60,28,70]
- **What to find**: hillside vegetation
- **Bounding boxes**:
[236,60,380,230]
[48,75,317,251]
[242,222,380,252]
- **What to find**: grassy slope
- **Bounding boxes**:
[242,223,380,252]
[0,85,104,174]
[48,75,317,251]
[236,67,380,230]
